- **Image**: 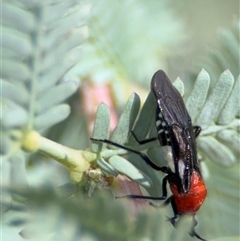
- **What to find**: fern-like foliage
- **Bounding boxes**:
[70,0,187,86]
[1,0,89,190]
[191,20,240,166]
[1,0,88,156]
[4,185,196,241]
[1,0,89,235]
[197,19,239,82]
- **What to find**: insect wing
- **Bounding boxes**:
[151,70,200,193]
[151,70,190,128]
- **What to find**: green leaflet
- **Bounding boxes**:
[3,28,32,56]
[110,93,140,145]
[217,75,240,124]
[108,155,152,188]
[198,136,236,166]
[38,47,83,93]
[173,77,184,97]
[2,3,34,33]
[1,100,28,128]
[97,158,119,177]
[1,158,12,213]
[196,70,234,129]
[34,104,70,131]
[210,49,231,75]
[1,80,29,105]
[36,81,79,115]
[219,28,239,65]
[216,129,240,156]
[9,151,28,188]
[1,152,28,213]
[91,103,110,153]
[186,69,210,123]
[2,59,30,82]
[130,92,156,143]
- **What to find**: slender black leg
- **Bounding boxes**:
[116,176,169,201]
[166,196,179,226]
[189,216,207,241]
[131,130,168,149]
[131,131,158,145]
[90,137,171,173]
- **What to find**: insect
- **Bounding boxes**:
[91,70,207,240]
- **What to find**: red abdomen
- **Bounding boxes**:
[170,171,207,214]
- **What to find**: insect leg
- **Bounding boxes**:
[166,196,179,226]
[131,131,158,145]
[90,137,170,173]
[132,130,168,147]
[189,216,207,241]
[116,175,169,201]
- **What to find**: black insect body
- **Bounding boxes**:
[151,70,201,194]
[91,70,207,240]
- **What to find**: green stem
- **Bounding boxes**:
[22,131,97,183]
